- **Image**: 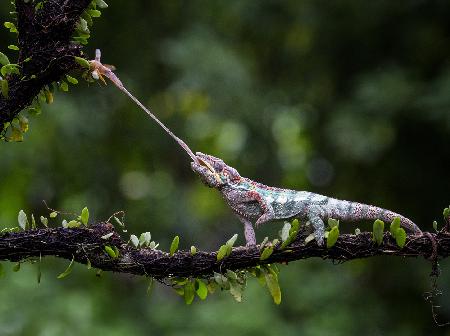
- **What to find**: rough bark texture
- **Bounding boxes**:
[0,223,448,279]
[0,0,91,129]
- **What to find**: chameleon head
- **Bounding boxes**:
[191,152,241,188]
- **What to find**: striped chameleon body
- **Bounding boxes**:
[191,152,423,246]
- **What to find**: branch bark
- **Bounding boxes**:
[0,0,91,128]
[0,223,448,279]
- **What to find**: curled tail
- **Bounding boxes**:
[328,199,422,235]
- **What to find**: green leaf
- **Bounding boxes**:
[1,64,20,76]
[0,52,9,65]
[81,10,93,26]
[433,221,438,231]
[264,268,281,305]
[57,256,74,279]
[7,45,19,51]
[113,246,120,258]
[195,279,208,300]
[355,228,361,235]
[139,232,151,247]
[216,244,228,261]
[226,269,238,280]
[61,220,68,228]
[77,18,89,34]
[395,228,406,248]
[372,219,385,246]
[327,226,339,248]
[443,207,450,218]
[290,219,300,233]
[130,234,139,247]
[184,281,195,305]
[66,75,78,84]
[104,245,117,258]
[42,89,52,104]
[80,207,89,225]
[10,126,24,142]
[12,262,20,272]
[213,272,230,289]
[229,281,243,302]
[96,0,108,8]
[18,210,27,230]
[49,211,58,218]
[67,220,81,228]
[4,21,17,33]
[88,9,102,17]
[86,258,92,270]
[190,246,197,255]
[19,116,28,133]
[207,281,217,294]
[74,56,90,69]
[1,79,9,98]
[59,81,69,92]
[101,232,114,240]
[280,222,291,241]
[389,217,401,237]
[170,235,179,256]
[260,246,273,260]
[226,233,238,247]
[173,287,184,296]
[328,218,339,229]
[31,214,36,229]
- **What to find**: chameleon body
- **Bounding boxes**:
[191,152,422,246]
[89,50,422,247]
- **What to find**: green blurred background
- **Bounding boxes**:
[1,1,450,335]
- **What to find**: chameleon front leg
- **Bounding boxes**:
[235,214,257,246]
[225,189,273,245]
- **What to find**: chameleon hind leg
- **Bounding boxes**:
[307,206,325,246]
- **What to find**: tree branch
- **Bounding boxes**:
[0,0,91,128]
[0,223,448,279]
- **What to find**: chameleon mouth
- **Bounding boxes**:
[196,156,222,184]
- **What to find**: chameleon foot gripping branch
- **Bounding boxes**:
[89,49,423,246]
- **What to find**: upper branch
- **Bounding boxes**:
[0,223,448,279]
[0,0,92,127]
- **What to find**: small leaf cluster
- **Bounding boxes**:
[279,219,300,249]
[372,218,407,248]
[15,206,90,232]
[216,234,238,261]
[1,16,28,142]
[72,0,108,46]
[129,231,159,249]
[1,6,24,140]
[252,264,282,304]
[389,217,406,248]
[170,277,210,304]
